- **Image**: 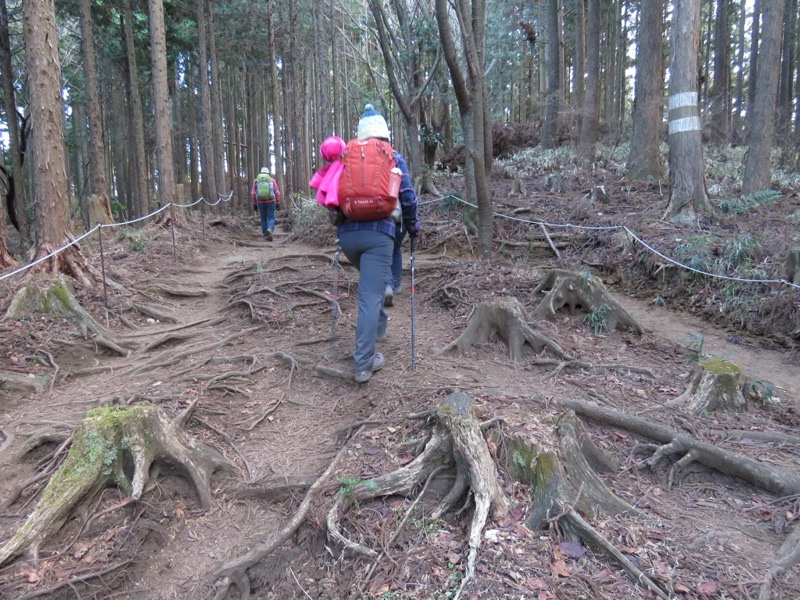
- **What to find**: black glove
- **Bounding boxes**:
[275,203,281,211]
[253,204,258,213]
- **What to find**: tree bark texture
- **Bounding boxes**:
[78,0,112,225]
[627,0,664,179]
[23,0,71,251]
[148,0,176,210]
[578,0,600,161]
[123,0,149,218]
[742,0,785,196]
[664,0,712,221]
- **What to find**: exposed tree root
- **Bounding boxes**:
[129,302,179,323]
[759,525,800,600]
[328,391,508,599]
[558,398,800,495]
[4,275,134,356]
[209,420,371,599]
[142,284,209,297]
[0,403,234,567]
[0,371,45,394]
[532,357,655,381]
[437,296,570,361]
[531,269,646,334]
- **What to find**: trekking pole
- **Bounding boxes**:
[330,238,341,357]
[410,234,416,372]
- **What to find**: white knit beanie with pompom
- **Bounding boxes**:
[357,103,390,140]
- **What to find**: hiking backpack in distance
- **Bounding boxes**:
[256,173,275,201]
[337,138,400,221]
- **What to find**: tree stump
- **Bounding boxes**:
[0,403,234,567]
[437,296,569,361]
[531,270,645,335]
[785,246,800,285]
[4,275,132,356]
[327,391,509,598]
[670,357,746,415]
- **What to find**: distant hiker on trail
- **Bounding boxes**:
[252,167,281,241]
[310,104,419,383]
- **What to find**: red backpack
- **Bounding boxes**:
[337,138,400,221]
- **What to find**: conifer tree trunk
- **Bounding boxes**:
[0,0,29,247]
[578,0,600,161]
[742,0,785,196]
[207,0,225,198]
[23,0,73,254]
[122,0,149,217]
[197,0,217,207]
[708,0,730,145]
[540,0,560,149]
[148,0,176,212]
[78,0,113,225]
[627,0,664,180]
[663,0,713,222]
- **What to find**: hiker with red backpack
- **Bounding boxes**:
[251,167,281,241]
[310,104,420,383]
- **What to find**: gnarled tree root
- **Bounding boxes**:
[437,296,570,361]
[4,275,134,356]
[0,403,234,568]
[559,398,800,495]
[531,269,646,334]
[515,413,666,599]
[327,391,509,599]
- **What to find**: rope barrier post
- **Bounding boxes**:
[97,223,108,307]
[170,203,177,262]
[202,206,206,241]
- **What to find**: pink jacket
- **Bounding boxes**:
[309,136,346,207]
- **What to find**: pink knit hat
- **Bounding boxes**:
[319,136,346,162]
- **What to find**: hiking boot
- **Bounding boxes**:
[265,229,273,242]
[377,330,388,342]
[393,286,402,295]
[383,285,394,307]
[354,352,385,383]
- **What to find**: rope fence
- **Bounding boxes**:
[420,195,800,291]
[0,190,234,284]
[1,189,798,292]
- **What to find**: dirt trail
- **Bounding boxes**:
[618,295,800,404]
[2,222,799,599]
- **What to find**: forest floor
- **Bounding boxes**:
[1,155,799,600]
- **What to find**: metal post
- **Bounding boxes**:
[170,203,177,261]
[97,223,108,307]
[410,234,416,372]
[330,239,341,357]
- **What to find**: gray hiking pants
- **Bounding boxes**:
[339,230,393,373]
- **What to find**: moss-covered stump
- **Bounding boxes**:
[4,275,132,356]
[0,403,234,567]
[436,296,569,361]
[530,269,645,335]
[671,357,746,414]
[785,246,800,285]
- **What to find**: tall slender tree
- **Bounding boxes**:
[197,0,218,206]
[627,0,664,180]
[742,0,785,195]
[708,0,731,145]
[540,0,560,149]
[122,0,149,218]
[578,0,600,161]
[663,0,713,221]
[78,0,113,225]
[148,0,176,215]
[435,0,493,258]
